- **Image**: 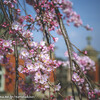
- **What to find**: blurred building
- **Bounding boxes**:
[82,36,100,83]
[0,54,25,94]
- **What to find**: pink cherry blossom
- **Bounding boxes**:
[53,37,59,42]
[84,24,93,31]
[55,83,61,91]
[56,28,62,35]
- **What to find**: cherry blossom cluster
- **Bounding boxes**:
[33,0,59,31]
[63,51,95,73]
[3,0,93,33]
[1,22,9,28]
[11,21,33,39]
[83,88,100,99]
[4,0,17,8]
[18,41,61,94]
[10,15,61,95]
[60,0,82,27]
[94,88,100,98]
[0,39,13,64]
[26,0,93,31]
[63,51,98,99]
[0,38,14,86]
[73,52,96,73]
[3,0,21,15]
[71,56,98,99]
[25,15,34,23]
[26,0,65,32]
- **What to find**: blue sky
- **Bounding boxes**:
[20,0,100,59]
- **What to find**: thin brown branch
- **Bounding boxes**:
[73,81,83,100]
[71,43,87,55]
[14,39,19,100]
[0,0,11,24]
[48,82,65,99]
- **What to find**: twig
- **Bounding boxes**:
[72,59,94,90]
[71,43,87,55]
[48,81,65,99]
[14,39,19,100]
[17,0,28,15]
[73,81,83,100]
[55,7,75,99]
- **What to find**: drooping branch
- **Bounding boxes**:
[55,7,76,99]
[55,7,73,74]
